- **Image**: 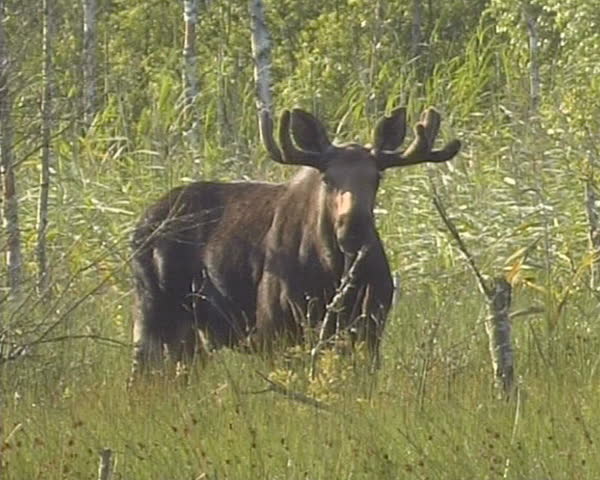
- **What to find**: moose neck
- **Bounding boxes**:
[286,168,345,277]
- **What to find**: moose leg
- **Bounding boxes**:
[163,311,200,379]
[358,285,388,370]
[255,274,303,352]
[129,286,195,384]
[129,295,165,386]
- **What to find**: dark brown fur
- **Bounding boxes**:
[130,106,460,378]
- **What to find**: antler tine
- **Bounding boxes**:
[259,109,284,163]
[278,109,327,170]
[372,106,407,154]
[420,108,441,148]
[259,108,321,168]
[377,107,461,169]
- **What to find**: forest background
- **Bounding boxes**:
[1,0,600,478]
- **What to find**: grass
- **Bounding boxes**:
[2,277,599,479]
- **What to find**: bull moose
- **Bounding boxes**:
[130,105,460,380]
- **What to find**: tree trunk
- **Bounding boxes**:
[523,5,540,116]
[37,0,55,293]
[367,0,383,117]
[0,0,24,301]
[411,0,422,60]
[182,0,200,151]
[82,0,97,128]
[97,448,113,480]
[432,187,516,399]
[585,156,600,287]
[485,278,515,398]
[249,0,274,124]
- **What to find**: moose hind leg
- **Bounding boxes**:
[164,319,196,375]
[129,310,164,386]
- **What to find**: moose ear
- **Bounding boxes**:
[289,109,331,153]
[372,107,406,153]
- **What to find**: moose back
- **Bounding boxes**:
[130,105,460,379]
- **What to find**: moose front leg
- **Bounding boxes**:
[350,245,394,370]
[255,273,305,352]
[355,285,389,370]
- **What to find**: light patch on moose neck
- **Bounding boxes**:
[335,191,354,216]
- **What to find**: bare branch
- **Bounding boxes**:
[430,180,491,297]
[510,305,545,320]
[310,246,368,379]
[430,181,516,398]
[253,371,332,411]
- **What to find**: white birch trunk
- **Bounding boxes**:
[82,0,97,127]
[183,0,199,108]
[97,448,113,480]
[249,0,274,127]
[0,0,23,301]
[37,0,55,293]
[411,0,422,59]
[585,158,600,287]
[524,6,540,115]
[182,0,200,151]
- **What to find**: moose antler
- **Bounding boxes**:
[259,109,284,163]
[372,106,407,154]
[259,108,332,170]
[375,107,461,170]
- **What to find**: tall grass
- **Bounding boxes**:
[2,281,599,479]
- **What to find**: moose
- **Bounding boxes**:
[130,104,460,380]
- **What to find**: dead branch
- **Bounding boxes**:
[430,181,516,398]
[310,246,368,379]
[510,305,544,320]
[253,371,332,411]
[431,182,491,297]
[0,334,128,365]
[486,277,515,396]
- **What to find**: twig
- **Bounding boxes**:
[0,328,130,366]
[253,371,331,411]
[510,305,544,320]
[0,345,29,364]
[430,181,491,297]
[4,423,23,443]
[32,334,129,347]
[310,246,368,379]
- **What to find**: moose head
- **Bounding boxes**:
[260,107,461,258]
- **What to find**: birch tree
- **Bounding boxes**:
[411,0,423,59]
[523,3,540,115]
[584,164,600,287]
[82,0,97,127]
[36,0,55,293]
[0,0,23,300]
[182,0,200,150]
[249,0,274,143]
